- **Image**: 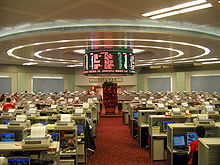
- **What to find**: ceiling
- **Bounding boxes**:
[0,0,220,68]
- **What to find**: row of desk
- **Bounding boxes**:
[122,99,220,165]
[0,96,101,165]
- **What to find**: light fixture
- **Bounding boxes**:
[133,49,145,54]
[202,61,220,65]
[194,62,203,66]
[154,62,172,65]
[7,38,210,65]
[195,58,218,62]
[150,65,161,69]
[136,63,152,66]
[150,3,212,19]
[142,0,207,17]
[73,49,85,54]
[66,65,75,67]
[67,64,83,67]
[174,60,194,63]
[22,62,38,65]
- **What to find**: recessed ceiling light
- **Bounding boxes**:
[22,62,38,65]
[150,3,212,19]
[142,0,207,17]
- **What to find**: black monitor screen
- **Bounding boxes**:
[173,135,186,147]
[8,157,30,165]
[163,121,174,131]
[2,133,15,142]
[133,112,138,119]
[187,132,198,144]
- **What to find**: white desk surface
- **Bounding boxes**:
[199,138,220,146]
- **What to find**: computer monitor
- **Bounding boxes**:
[133,112,138,119]
[3,121,10,124]
[40,122,47,125]
[173,135,186,147]
[187,132,198,144]
[50,133,60,141]
[163,121,174,131]
[77,124,84,133]
[1,133,15,142]
[8,157,30,165]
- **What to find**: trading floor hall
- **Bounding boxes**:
[86,117,168,165]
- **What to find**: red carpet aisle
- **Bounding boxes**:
[86,117,168,165]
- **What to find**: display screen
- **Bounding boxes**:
[1,133,15,142]
[133,112,138,119]
[163,121,174,131]
[3,121,10,124]
[173,135,186,147]
[187,132,198,144]
[8,157,30,165]
[50,133,60,141]
[83,49,135,75]
[77,124,84,133]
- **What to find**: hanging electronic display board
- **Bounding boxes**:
[83,49,135,75]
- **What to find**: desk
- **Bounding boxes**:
[0,124,27,141]
[167,123,196,165]
[148,115,191,161]
[150,132,167,161]
[46,124,80,165]
[122,109,129,125]
[0,141,60,164]
[199,138,220,165]
[137,110,168,147]
[137,123,149,148]
[167,123,220,165]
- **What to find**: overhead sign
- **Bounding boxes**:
[89,78,123,83]
[83,49,135,75]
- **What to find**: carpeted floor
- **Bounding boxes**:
[85,117,168,165]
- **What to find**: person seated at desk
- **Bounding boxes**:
[0,94,5,101]
[188,126,205,165]
[12,93,19,103]
[3,97,16,112]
